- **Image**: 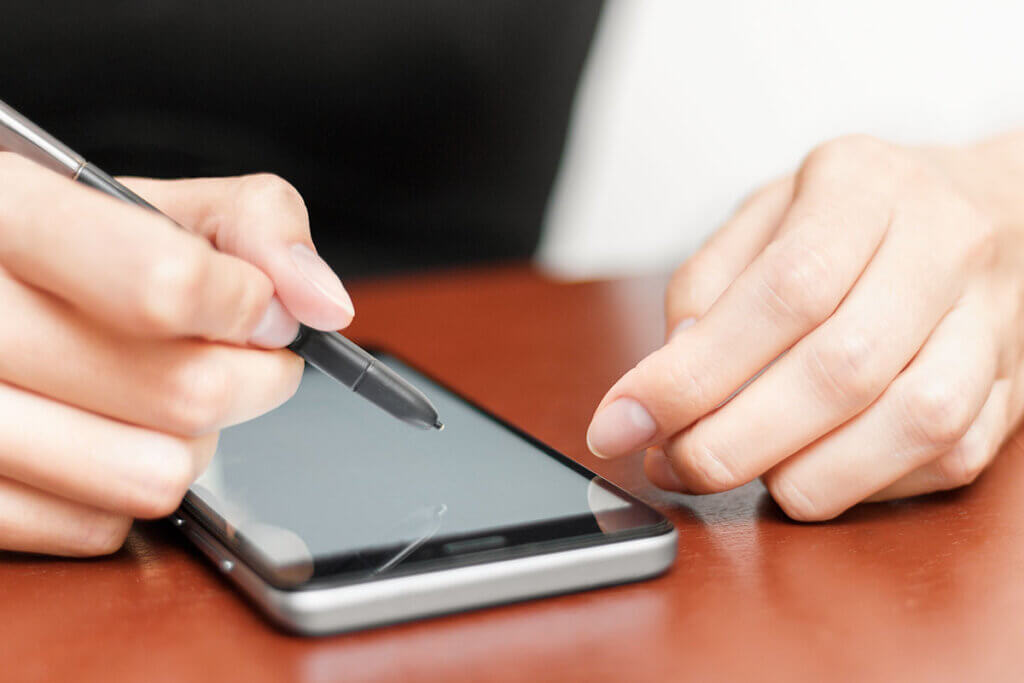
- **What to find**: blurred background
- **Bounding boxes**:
[1,1,602,278]
[3,1,1023,280]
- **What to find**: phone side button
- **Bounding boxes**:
[183,526,235,574]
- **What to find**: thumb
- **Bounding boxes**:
[120,174,354,341]
[665,175,793,341]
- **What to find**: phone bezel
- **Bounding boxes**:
[180,347,673,592]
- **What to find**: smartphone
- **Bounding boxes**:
[173,350,676,635]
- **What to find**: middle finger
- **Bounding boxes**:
[0,273,303,436]
[587,170,891,459]
[760,300,995,520]
[661,225,967,493]
[0,381,219,519]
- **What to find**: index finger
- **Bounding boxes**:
[0,153,275,343]
[122,174,354,333]
[587,163,894,459]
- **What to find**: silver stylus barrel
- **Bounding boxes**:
[0,100,84,177]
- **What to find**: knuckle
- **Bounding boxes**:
[636,349,708,413]
[71,514,132,557]
[673,440,739,493]
[766,475,836,522]
[233,272,275,340]
[238,173,308,218]
[805,334,884,407]
[137,251,209,334]
[803,134,886,174]
[738,175,789,210]
[900,378,973,448]
[666,259,709,321]
[756,241,836,326]
[161,357,234,436]
[935,442,987,489]
[271,353,305,408]
[240,172,297,198]
[130,438,198,518]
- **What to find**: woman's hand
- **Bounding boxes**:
[0,153,354,555]
[587,133,1024,520]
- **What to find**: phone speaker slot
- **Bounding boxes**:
[442,535,507,555]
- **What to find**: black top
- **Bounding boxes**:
[1,2,602,276]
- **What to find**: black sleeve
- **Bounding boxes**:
[0,1,603,276]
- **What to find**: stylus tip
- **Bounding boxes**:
[434,419,445,431]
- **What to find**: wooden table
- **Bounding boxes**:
[4,265,1023,682]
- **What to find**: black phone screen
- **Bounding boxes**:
[184,352,669,589]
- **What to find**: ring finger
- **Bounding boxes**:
[866,378,1010,502]
[760,299,996,520]
[0,381,218,519]
[660,222,965,494]
[587,169,893,459]
[0,477,133,557]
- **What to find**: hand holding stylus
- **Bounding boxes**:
[0,99,440,431]
[0,152,354,555]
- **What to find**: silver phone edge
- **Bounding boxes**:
[174,510,677,636]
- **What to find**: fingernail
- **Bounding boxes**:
[587,397,657,459]
[289,244,355,318]
[668,317,697,341]
[248,296,300,347]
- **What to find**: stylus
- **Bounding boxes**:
[0,98,443,431]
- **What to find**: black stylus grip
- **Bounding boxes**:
[288,324,371,387]
[288,325,441,430]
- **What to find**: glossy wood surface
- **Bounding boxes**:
[3,265,1023,682]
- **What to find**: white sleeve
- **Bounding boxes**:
[538,0,1024,280]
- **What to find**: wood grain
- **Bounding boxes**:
[3,264,1022,682]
